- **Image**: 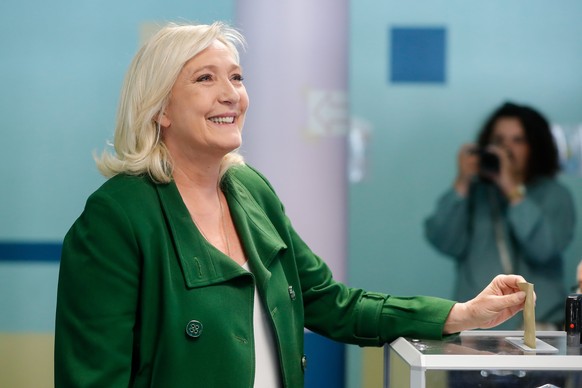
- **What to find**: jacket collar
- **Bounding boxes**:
[155,173,287,288]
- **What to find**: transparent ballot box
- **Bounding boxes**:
[385,331,582,388]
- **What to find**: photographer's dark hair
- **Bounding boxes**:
[476,102,560,183]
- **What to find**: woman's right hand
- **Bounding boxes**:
[454,144,479,196]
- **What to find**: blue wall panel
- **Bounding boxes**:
[390,27,446,83]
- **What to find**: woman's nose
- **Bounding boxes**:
[492,138,509,149]
[219,80,240,104]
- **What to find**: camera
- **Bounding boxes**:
[477,148,500,175]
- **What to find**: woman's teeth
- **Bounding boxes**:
[209,116,234,124]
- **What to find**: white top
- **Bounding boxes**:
[242,261,282,388]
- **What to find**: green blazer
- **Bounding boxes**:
[55,165,455,387]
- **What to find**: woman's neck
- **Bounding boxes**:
[172,162,221,191]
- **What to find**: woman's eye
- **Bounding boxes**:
[196,74,213,82]
[232,74,244,82]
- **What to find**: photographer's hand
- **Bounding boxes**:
[489,145,525,204]
[454,144,479,197]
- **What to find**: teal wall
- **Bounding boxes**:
[348,1,582,386]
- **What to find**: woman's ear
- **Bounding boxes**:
[157,111,171,128]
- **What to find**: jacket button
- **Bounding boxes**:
[288,285,296,300]
[301,355,307,371]
[186,320,203,338]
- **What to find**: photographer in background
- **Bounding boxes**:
[425,102,576,330]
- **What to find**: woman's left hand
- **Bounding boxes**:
[443,274,529,334]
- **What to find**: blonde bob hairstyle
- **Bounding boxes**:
[96,22,246,183]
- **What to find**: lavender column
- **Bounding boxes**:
[235,0,348,282]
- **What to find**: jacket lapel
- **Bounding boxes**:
[155,176,287,290]
[223,175,287,291]
[156,181,247,288]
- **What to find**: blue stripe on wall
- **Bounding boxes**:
[304,331,345,387]
[0,242,62,262]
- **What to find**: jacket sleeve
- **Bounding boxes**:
[290,222,456,345]
[424,188,471,258]
[508,181,576,264]
[55,190,140,387]
[239,165,457,345]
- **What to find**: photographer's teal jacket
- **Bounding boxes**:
[55,164,455,387]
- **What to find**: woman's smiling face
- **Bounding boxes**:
[160,39,249,163]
